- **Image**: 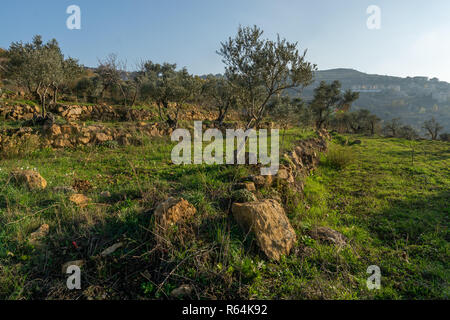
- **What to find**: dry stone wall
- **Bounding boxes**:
[0,121,172,152]
[1,103,223,122]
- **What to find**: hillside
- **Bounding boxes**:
[1,120,448,299]
[300,69,450,133]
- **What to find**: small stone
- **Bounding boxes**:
[276,168,294,183]
[251,175,273,188]
[10,170,47,190]
[309,226,347,247]
[234,182,256,192]
[100,191,111,198]
[100,242,124,257]
[154,197,197,229]
[69,194,90,207]
[29,224,49,245]
[170,284,193,298]
[95,132,113,143]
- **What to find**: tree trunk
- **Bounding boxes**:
[53,87,58,104]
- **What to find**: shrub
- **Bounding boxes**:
[323,145,354,170]
[439,133,450,142]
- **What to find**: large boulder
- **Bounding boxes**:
[232,199,297,261]
[154,197,197,230]
[10,170,47,190]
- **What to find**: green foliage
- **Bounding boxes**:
[201,76,236,124]
[309,80,359,129]
[0,130,448,300]
[332,109,381,135]
[140,61,199,127]
[322,144,355,170]
[397,125,420,140]
[422,117,443,140]
[6,35,82,114]
[218,25,316,129]
[232,189,256,203]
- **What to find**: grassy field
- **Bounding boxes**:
[0,127,448,299]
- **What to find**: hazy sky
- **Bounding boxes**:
[1,0,449,81]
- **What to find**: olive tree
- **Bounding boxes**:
[201,75,236,125]
[140,61,198,128]
[6,35,81,115]
[384,118,402,137]
[422,117,443,140]
[309,80,359,130]
[97,54,128,105]
[218,25,316,130]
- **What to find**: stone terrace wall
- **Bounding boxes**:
[0,103,223,122]
[0,104,41,121]
[50,104,156,122]
[0,121,172,152]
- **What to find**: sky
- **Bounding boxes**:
[1,0,449,81]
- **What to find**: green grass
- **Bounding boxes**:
[0,128,448,300]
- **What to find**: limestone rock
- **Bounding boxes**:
[251,175,273,188]
[234,182,256,192]
[29,224,49,245]
[69,194,90,207]
[232,199,297,261]
[154,197,197,229]
[100,191,111,198]
[276,168,294,184]
[170,284,193,298]
[95,132,113,143]
[309,226,347,247]
[10,170,47,190]
[100,242,124,257]
[47,124,61,137]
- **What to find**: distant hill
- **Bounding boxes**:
[202,68,450,133]
[300,69,450,133]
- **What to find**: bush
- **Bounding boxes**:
[439,133,450,142]
[322,145,354,170]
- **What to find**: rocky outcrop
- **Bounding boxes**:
[232,199,297,261]
[10,169,47,190]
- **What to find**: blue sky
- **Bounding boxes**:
[1,0,449,81]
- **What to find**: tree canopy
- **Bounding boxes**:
[218,25,316,129]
